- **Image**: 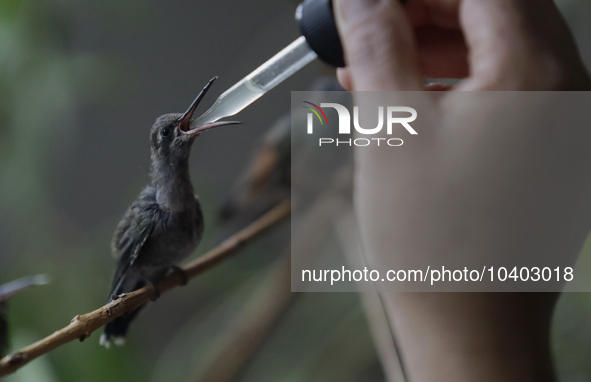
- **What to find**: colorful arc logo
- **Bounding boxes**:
[302,101,328,125]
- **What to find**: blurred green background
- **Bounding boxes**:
[1,0,591,381]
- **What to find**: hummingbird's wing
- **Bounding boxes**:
[111,188,158,260]
[109,188,160,293]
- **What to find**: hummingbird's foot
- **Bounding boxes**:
[150,285,161,301]
[149,284,161,301]
[140,277,161,301]
[137,271,162,301]
[169,266,189,286]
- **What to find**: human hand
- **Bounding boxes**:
[335,0,591,91]
[333,1,591,381]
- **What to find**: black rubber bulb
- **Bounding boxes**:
[296,0,407,68]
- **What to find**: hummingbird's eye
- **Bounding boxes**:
[160,128,171,138]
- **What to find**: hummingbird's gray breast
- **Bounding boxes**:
[137,198,204,267]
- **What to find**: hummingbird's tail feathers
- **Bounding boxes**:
[100,305,143,348]
[101,271,148,348]
[99,332,127,349]
[99,333,111,349]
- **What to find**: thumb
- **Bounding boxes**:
[334,0,423,91]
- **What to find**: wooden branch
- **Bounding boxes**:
[0,200,291,378]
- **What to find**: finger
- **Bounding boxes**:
[339,29,468,81]
[340,70,457,90]
[337,68,353,91]
[405,0,461,29]
[415,27,468,78]
[396,0,468,78]
[458,0,587,90]
[334,0,423,91]
[425,82,454,91]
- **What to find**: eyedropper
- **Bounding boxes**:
[192,36,318,127]
[192,0,344,127]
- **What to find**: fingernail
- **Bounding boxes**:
[335,0,381,25]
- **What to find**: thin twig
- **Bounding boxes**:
[0,200,291,378]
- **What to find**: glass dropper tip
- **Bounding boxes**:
[193,36,317,127]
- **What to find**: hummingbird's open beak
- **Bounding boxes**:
[178,76,242,136]
[183,120,242,137]
[177,76,218,132]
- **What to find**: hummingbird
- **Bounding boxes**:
[0,275,49,357]
[100,77,239,348]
